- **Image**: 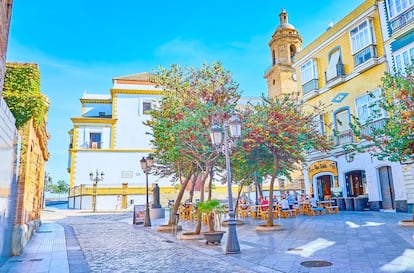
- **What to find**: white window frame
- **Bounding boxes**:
[393,44,414,73]
[326,50,341,81]
[349,20,375,54]
[355,88,385,124]
[140,99,153,116]
[312,115,325,136]
[387,0,414,19]
[300,59,318,84]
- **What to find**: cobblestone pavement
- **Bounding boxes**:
[11,209,414,273]
[49,209,414,273]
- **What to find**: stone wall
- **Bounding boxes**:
[12,118,49,255]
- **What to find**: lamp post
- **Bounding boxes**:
[140,154,154,227]
[210,113,241,254]
[89,170,104,212]
[43,173,51,209]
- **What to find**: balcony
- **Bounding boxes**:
[88,141,102,149]
[353,45,377,67]
[389,6,414,34]
[302,79,319,96]
[325,64,346,88]
[264,57,292,75]
[359,118,388,138]
[330,130,355,146]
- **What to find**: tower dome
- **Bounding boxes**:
[276,9,296,31]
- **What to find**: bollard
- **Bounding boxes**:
[172,213,179,236]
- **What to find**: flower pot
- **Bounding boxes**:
[204,231,224,245]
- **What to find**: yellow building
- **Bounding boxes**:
[293,0,408,211]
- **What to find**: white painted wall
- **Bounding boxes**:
[114,94,158,149]
[73,151,172,187]
[305,153,406,203]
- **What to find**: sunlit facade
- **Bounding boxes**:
[293,0,409,212]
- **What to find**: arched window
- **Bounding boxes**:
[272,50,276,65]
[290,44,297,62]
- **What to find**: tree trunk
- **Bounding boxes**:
[194,170,209,235]
[168,168,193,226]
[234,182,245,219]
[267,156,279,226]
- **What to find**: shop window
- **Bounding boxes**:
[345,170,366,197]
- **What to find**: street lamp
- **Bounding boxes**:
[140,154,154,227]
[43,173,51,209]
[89,170,104,212]
[210,113,241,254]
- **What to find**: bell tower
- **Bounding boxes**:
[264,9,302,98]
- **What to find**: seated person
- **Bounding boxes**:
[310,194,318,208]
[279,195,290,211]
[239,199,250,210]
[298,194,306,205]
[310,194,325,213]
[261,196,269,210]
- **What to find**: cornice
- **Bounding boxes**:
[110,88,164,96]
[80,98,112,104]
[71,117,117,124]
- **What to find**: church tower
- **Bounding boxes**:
[264,9,302,98]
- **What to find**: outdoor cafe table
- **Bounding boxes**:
[317,200,334,208]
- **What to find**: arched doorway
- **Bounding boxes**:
[345,170,366,197]
[378,166,395,210]
[316,175,333,200]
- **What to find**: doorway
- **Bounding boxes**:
[345,170,366,197]
[378,166,395,210]
[316,175,332,200]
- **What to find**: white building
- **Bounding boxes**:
[67,72,172,210]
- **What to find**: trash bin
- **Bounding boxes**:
[345,198,354,211]
[337,197,346,211]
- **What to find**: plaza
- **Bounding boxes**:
[0,208,413,273]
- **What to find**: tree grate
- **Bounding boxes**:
[287,248,303,251]
[300,260,332,267]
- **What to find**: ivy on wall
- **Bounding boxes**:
[3,63,48,129]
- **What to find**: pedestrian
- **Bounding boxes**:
[115,195,122,210]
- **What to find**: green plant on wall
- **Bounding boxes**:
[3,63,48,129]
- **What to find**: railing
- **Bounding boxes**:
[88,141,102,149]
[263,58,292,75]
[325,64,345,83]
[302,79,319,95]
[353,45,377,67]
[390,6,414,34]
[330,130,355,146]
[359,118,388,138]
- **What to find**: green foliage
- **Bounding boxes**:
[243,93,332,226]
[196,199,222,215]
[3,63,48,129]
[45,179,69,194]
[196,199,224,232]
[146,62,241,181]
[349,65,413,163]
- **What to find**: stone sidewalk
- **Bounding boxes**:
[1,209,414,273]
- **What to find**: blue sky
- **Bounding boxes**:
[6,0,364,183]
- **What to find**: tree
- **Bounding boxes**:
[243,94,332,227]
[146,62,241,232]
[349,65,413,163]
[53,180,69,194]
[349,65,413,222]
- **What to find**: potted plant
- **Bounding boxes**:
[196,199,225,245]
